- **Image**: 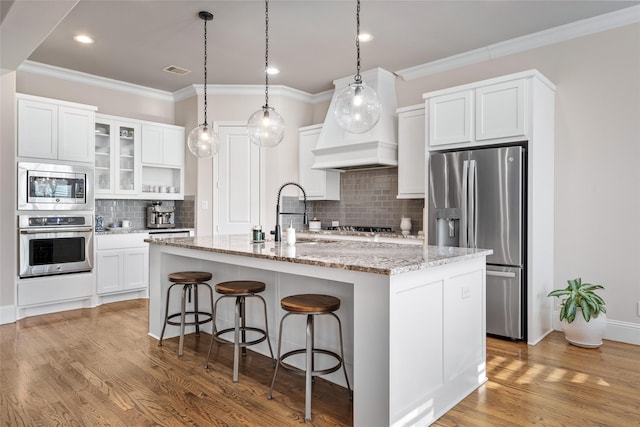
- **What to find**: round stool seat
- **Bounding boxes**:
[215,280,265,295]
[169,271,213,283]
[281,294,340,313]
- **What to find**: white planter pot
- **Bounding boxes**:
[561,309,607,348]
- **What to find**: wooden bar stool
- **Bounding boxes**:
[268,293,352,422]
[159,271,214,357]
[205,280,274,382]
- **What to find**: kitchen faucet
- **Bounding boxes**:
[273,182,308,242]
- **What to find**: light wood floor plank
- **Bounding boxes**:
[1,299,638,426]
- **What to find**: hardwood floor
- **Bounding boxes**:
[1,299,638,426]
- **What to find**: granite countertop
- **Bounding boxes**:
[145,235,492,275]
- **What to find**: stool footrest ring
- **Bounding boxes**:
[278,348,343,377]
[166,311,213,327]
[213,326,268,348]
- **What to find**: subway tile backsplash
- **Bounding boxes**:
[97,169,421,233]
[95,196,194,229]
[286,167,424,234]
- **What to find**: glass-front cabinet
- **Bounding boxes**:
[95,114,141,198]
[95,121,114,192]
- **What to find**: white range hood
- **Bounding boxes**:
[312,68,398,170]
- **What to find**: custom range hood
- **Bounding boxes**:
[312,68,398,170]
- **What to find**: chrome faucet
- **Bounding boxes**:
[273,182,308,242]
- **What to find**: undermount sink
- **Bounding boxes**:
[294,238,337,244]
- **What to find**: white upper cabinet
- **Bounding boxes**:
[141,123,185,200]
[396,105,426,199]
[428,90,473,147]
[298,124,341,201]
[95,114,141,198]
[141,124,184,167]
[17,94,96,163]
[475,79,526,141]
[424,70,553,151]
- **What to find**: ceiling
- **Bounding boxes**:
[3,1,639,94]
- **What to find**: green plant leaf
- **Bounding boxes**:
[565,298,577,323]
[580,299,592,322]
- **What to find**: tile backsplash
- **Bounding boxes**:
[95,196,194,229]
[285,167,424,234]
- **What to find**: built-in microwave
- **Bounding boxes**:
[18,162,94,211]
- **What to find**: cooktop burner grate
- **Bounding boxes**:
[325,225,392,233]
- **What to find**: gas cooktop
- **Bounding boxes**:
[325,225,393,233]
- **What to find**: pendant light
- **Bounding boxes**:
[247,0,285,148]
[187,11,219,158]
[333,0,381,134]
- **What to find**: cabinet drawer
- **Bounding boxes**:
[96,233,149,250]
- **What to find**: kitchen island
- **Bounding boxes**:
[146,235,492,426]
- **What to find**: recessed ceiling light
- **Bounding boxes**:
[73,34,94,44]
[358,33,373,42]
[266,67,280,75]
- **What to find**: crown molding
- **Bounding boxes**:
[20,60,333,104]
[18,60,175,101]
[397,5,640,81]
[176,83,333,104]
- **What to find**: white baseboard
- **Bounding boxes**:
[552,311,640,346]
[16,298,94,320]
[0,305,16,324]
[604,319,640,345]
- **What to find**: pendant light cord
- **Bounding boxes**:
[203,15,209,126]
[264,0,270,109]
[355,0,362,84]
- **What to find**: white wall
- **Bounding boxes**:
[0,72,17,320]
[395,24,640,334]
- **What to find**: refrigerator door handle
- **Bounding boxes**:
[487,270,517,278]
[469,159,478,248]
[461,160,469,248]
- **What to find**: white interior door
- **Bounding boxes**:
[215,124,261,235]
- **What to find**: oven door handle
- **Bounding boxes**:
[20,227,94,234]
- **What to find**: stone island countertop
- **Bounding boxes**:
[145,234,492,275]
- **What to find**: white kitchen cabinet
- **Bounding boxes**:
[141,123,185,200]
[396,105,426,199]
[141,124,184,167]
[95,114,141,198]
[298,124,341,200]
[17,94,96,163]
[424,71,548,151]
[428,90,473,147]
[96,233,148,295]
[475,79,526,141]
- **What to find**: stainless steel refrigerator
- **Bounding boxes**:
[428,145,526,340]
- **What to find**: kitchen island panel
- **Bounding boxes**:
[147,238,490,426]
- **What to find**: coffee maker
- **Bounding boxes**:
[147,201,175,229]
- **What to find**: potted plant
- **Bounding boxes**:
[547,278,607,348]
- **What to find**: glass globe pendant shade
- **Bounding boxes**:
[247,106,285,148]
[187,123,219,158]
[334,81,381,134]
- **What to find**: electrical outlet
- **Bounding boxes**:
[201,200,209,210]
[637,301,640,317]
[461,286,471,299]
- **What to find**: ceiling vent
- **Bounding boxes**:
[163,65,191,76]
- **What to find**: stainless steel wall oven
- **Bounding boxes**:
[18,162,94,211]
[19,214,94,278]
